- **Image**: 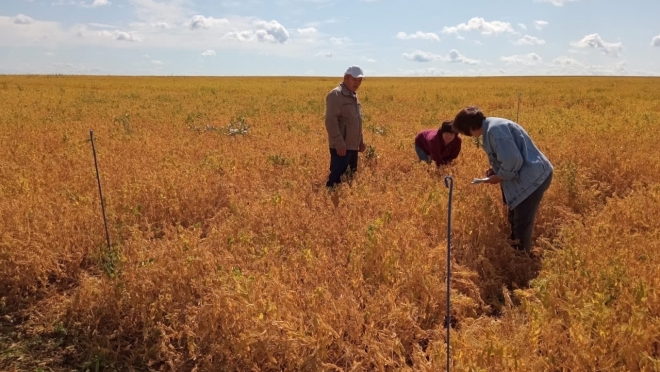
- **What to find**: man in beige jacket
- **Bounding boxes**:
[324,65,366,188]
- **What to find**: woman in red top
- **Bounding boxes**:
[415,120,462,166]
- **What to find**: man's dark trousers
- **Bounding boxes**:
[326,148,358,188]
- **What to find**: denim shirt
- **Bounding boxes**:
[481,117,553,209]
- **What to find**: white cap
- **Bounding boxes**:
[344,65,364,78]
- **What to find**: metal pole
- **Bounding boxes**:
[444,175,454,372]
[90,130,111,250]
[516,93,521,123]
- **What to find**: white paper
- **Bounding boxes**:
[471,177,489,185]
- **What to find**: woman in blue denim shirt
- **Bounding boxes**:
[452,106,553,254]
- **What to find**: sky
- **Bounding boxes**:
[1,0,659,76]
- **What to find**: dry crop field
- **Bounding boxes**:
[1,75,659,371]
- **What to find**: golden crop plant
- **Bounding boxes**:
[1,75,659,371]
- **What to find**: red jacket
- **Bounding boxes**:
[415,129,462,166]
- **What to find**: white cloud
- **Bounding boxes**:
[115,31,141,42]
[0,13,310,55]
[51,0,76,5]
[329,36,351,45]
[442,17,514,36]
[581,64,626,75]
[402,50,439,62]
[13,14,34,25]
[150,22,170,29]
[534,20,549,30]
[446,49,479,64]
[315,50,332,57]
[304,18,337,28]
[187,15,229,30]
[571,33,623,57]
[652,35,660,47]
[361,56,376,63]
[222,20,290,43]
[399,67,445,76]
[151,60,162,65]
[537,0,578,5]
[292,27,319,44]
[546,58,632,75]
[396,31,440,41]
[254,21,290,43]
[91,0,110,7]
[222,0,262,7]
[548,58,632,75]
[97,29,143,42]
[465,68,509,76]
[616,61,627,73]
[128,0,192,24]
[397,67,513,77]
[632,70,660,76]
[514,35,546,45]
[88,22,115,28]
[49,0,110,7]
[518,23,527,30]
[201,49,215,57]
[421,57,633,76]
[221,30,259,42]
[402,49,479,64]
[553,56,583,66]
[50,62,101,73]
[501,53,542,65]
[295,27,317,35]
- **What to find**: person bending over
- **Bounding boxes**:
[414,120,462,166]
[452,106,553,253]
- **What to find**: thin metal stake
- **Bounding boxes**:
[444,175,454,372]
[90,130,111,250]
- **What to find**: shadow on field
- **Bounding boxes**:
[443,183,557,318]
[464,244,544,316]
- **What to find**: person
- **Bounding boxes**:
[324,65,366,188]
[414,120,462,166]
[452,106,553,254]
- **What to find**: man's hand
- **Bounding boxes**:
[485,168,495,177]
[358,142,366,153]
[336,147,347,156]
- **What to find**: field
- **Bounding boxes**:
[1,75,659,371]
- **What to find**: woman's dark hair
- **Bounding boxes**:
[452,106,485,136]
[439,120,456,134]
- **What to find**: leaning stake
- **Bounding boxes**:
[90,130,111,250]
[444,175,454,371]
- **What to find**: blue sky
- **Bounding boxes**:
[1,0,659,76]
